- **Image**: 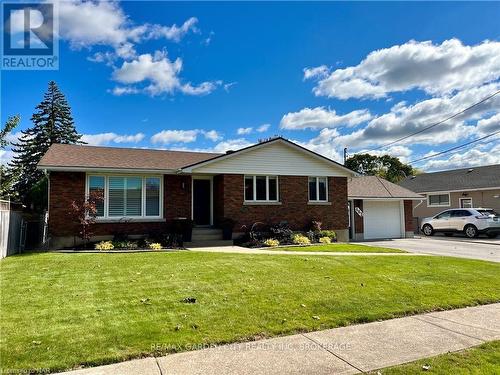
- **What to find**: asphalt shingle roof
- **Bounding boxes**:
[38,144,221,171]
[348,176,423,199]
[399,164,500,193]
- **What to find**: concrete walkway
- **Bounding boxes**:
[55,303,500,375]
[186,245,429,257]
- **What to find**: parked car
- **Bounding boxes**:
[421,208,500,239]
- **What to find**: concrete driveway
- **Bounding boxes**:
[355,237,500,263]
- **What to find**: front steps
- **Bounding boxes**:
[185,227,233,248]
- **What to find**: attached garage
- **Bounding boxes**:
[348,176,423,241]
[363,200,403,239]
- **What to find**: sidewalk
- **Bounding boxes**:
[55,303,500,375]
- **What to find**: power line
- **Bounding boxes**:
[365,89,500,153]
[409,129,500,164]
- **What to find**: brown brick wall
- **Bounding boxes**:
[353,199,364,234]
[404,199,415,232]
[215,174,348,231]
[49,172,191,238]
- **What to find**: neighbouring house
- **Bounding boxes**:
[38,137,361,248]
[399,164,500,226]
[347,176,423,240]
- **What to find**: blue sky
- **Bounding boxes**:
[2,1,500,171]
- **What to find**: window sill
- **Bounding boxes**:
[308,201,331,206]
[243,201,282,206]
[95,218,166,223]
[427,204,450,208]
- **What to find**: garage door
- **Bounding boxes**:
[363,201,402,240]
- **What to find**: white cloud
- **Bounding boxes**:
[202,130,222,142]
[110,86,140,96]
[0,150,14,166]
[146,17,199,42]
[237,127,253,135]
[151,130,199,145]
[81,132,145,146]
[360,145,414,163]
[293,129,344,162]
[329,83,500,149]
[150,129,222,144]
[223,82,237,92]
[280,107,372,130]
[256,123,270,133]
[476,113,500,135]
[421,143,500,171]
[58,1,198,55]
[112,51,220,96]
[170,138,253,154]
[303,65,330,80]
[211,138,253,153]
[308,39,500,100]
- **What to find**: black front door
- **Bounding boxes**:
[193,179,211,225]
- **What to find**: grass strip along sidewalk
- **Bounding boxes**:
[1,251,498,373]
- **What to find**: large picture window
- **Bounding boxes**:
[309,177,328,202]
[244,176,279,202]
[87,175,162,219]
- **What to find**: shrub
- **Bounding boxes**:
[264,238,280,247]
[319,236,331,244]
[112,241,138,250]
[149,243,162,250]
[270,222,293,243]
[319,230,337,240]
[292,234,311,245]
[310,220,322,232]
[95,241,114,251]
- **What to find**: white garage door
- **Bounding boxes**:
[363,201,402,240]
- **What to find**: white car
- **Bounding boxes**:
[421,208,500,239]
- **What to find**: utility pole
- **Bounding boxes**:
[343,147,348,165]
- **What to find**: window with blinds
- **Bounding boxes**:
[88,175,161,219]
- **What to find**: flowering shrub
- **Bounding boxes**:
[319,230,337,240]
[149,242,162,250]
[319,236,331,244]
[292,234,311,245]
[95,241,114,251]
[264,238,280,247]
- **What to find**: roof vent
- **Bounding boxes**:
[226,150,235,154]
[467,168,474,173]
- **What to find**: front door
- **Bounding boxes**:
[193,179,211,226]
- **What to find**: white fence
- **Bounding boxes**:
[0,200,25,258]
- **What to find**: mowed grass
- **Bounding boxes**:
[375,341,500,374]
[1,252,499,373]
[267,243,405,253]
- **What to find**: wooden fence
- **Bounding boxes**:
[0,200,26,258]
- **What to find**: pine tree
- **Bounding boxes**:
[0,115,20,199]
[9,81,83,207]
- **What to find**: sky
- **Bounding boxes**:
[2,1,500,171]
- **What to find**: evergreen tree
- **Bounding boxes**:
[9,81,83,207]
[0,115,20,199]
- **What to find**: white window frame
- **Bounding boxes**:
[427,193,450,207]
[459,197,473,208]
[308,176,329,202]
[86,174,163,220]
[244,175,279,202]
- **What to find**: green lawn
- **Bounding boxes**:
[266,243,405,253]
[1,252,499,373]
[374,341,500,374]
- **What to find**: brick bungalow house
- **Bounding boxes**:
[38,137,416,248]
